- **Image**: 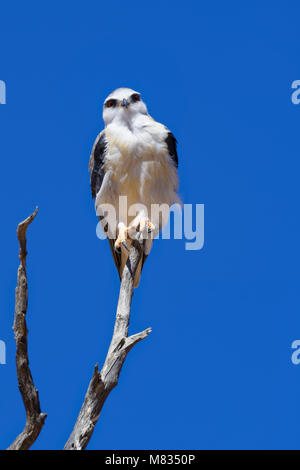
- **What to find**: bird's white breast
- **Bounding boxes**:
[101,117,178,216]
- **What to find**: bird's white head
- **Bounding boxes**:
[102,88,148,126]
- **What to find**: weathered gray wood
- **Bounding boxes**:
[8,208,47,450]
[7,210,150,450]
[64,241,151,450]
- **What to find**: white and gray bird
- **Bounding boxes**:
[89,88,180,287]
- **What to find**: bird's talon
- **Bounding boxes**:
[145,220,155,234]
[121,241,129,252]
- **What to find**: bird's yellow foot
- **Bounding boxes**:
[114,225,129,253]
[145,219,156,233]
[138,217,156,234]
[114,237,129,253]
[129,217,156,241]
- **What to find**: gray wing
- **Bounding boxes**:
[89,131,107,199]
[165,131,178,168]
[89,131,122,278]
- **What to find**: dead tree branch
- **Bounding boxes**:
[7,211,149,450]
[8,207,47,450]
[64,240,151,450]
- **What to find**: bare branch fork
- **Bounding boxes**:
[64,240,151,450]
[8,209,151,450]
[8,207,47,450]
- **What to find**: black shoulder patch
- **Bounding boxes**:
[91,133,107,199]
[165,132,178,168]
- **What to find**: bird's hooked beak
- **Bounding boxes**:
[121,98,129,109]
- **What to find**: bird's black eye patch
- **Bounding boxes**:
[130,93,141,103]
[105,99,117,108]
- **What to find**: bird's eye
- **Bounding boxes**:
[131,93,141,103]
[105,99,116,108]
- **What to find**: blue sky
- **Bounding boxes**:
[1,0,300,450]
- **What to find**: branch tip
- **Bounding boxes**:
[8,208,46,451]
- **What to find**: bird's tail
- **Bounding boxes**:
[119,238,148,288]
[108,237,150,288]
[133,254,144,288]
